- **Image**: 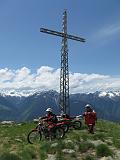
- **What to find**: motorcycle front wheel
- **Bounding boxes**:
[27,129,42,144]
[72,121,82,129]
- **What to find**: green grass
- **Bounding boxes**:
[0,120,120,159]
[96,144,113,157]
[79,142,95,153]
[96,121,120,148]
[83,155,95,160]
[0,153,21,160]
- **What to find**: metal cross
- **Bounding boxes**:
[40,10,85,115]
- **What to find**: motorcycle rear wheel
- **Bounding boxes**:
[54,127,65,139]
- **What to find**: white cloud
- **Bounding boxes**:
[14,67,31,82]
[37,66,54,75]
[97,23,120,38]
[0,68,14,82]
[91,22,120,45]
[0,66,120,93]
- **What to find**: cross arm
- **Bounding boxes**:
[66,34,85,42]
[40,28,85,42]
[40,28,64,38]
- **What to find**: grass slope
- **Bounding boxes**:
[0,120,120,160]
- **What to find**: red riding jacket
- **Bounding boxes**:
[83,111,96,125]
[42,113,58,125]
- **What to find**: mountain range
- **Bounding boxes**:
[0,90,120,122]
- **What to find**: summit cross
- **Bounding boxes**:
[40,10,85,115]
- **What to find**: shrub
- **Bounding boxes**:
[81,134,89,141]
[56,152,64,160]
[39,142,50,160]
[64,142,75,149]
[0,153,21,160]
[112,138,120,148]
[79,142,95,153]
[93,133,106,141]
[83,155,95,160]
[19,146,37,159]
[96,144,113,157]
[68,131,81,142]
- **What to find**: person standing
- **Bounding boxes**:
[83,104,97,134]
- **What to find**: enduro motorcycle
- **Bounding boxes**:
[27,119,65,144]
[57,115,82,133]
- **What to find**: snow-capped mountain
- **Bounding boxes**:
[0,90,120,122]
[0,89,40,97]
[1,89,120,98]
[98,91,120,98]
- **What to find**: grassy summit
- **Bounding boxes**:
[0,120,120,160]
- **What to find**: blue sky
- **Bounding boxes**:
[0,0,120,92]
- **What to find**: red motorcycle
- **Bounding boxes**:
[27,119,65,144]
[57,114,82,133]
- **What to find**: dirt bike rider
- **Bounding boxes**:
[83,104,97,134]
[41,107,58,130]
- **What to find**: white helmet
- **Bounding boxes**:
[85,104,92,108]
[46,108,52,112]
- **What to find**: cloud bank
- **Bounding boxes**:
[0,66,120,93]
